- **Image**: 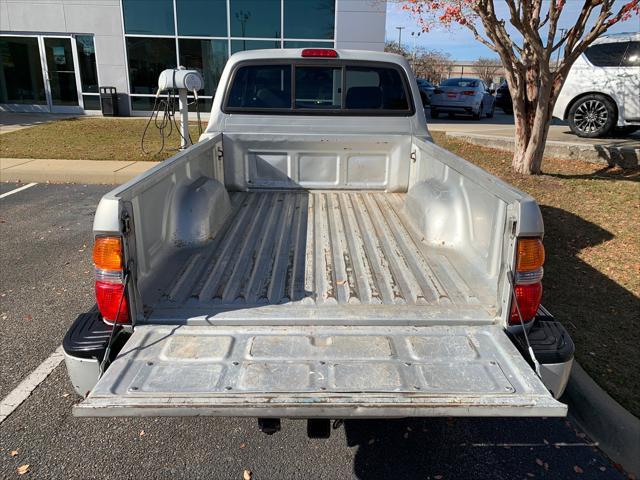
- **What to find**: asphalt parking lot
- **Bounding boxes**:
[0,182,629,479]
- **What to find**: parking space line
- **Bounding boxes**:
[0,182,38,199]
[0,346,64,423]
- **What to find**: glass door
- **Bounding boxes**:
[0,36,49,111]
[42,37,83,113]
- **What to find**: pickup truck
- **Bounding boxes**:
[63,49,574,433]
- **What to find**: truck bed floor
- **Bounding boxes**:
[152,191,490,320]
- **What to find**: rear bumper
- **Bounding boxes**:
[431,104,475,114]
[508,306,575,398]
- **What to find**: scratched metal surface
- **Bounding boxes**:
[76,324,565,417]
[155,191,489,316]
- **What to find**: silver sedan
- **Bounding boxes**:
[430,78,495,120]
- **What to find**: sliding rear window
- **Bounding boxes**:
[224,62,413,115]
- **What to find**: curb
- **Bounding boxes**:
[446,132,640,168]
[0,158,159,185]
[562,362,640,476]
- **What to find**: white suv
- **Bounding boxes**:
[553,32,639,138]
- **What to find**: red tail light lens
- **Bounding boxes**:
[509,282,542,325]
[95,281,129,324]
[301,48,338,58]
[462,90,475,96]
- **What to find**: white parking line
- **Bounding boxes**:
[0,182,37,199]
[0,346,64,423]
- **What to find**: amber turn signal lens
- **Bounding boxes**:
[93,236,123,270]
[516,238,545,272]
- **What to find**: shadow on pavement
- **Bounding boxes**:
[344,417,623,479]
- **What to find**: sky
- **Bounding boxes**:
[384,0,640,60]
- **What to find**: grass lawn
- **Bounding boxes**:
[0,117,202,162]
[432,131,640,417]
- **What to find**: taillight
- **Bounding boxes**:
[509,237,545,325]
[301,48,338,58]
[93,235,129,324]
[462,90,475,96]
[95,281,129,323]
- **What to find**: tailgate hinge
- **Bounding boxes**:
[121,212,131,235]
[410,150,417,163]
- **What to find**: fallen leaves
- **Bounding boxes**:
[10,450,18,457]
[139,430,145,437]
[17,464,30,475]
[239,443,246,449]
[243,469,252,480]
[573,465,584,474]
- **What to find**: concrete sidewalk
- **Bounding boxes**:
[428,113,640,167]
[0,158,158,184]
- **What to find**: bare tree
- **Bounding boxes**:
[384,41,410,57]
[399,0,639,174]
[472,57,502,85]
[414,49,454,83]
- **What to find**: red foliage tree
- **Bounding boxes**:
[400,0,639,174]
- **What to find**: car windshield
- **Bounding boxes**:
[440,79,478,88]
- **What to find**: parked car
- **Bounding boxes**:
[553,32,640,138]
[416,78,435,105]
[431,77,495,120]
[495,81,512,114]
[64,49,573,434]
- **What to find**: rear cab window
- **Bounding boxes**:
[224,61,413,115]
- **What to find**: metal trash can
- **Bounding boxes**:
[99,87,119,116]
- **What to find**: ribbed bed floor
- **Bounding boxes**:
[157,191,481,311]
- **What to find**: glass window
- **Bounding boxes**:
[126,37,177,94]
[231,39,280,54]
[122,0,174,35]
[284,41,334,48]
[230,0,280,38]
[82,94,101,110]
[76,36,99,93]
[0,36,47,104]
[584,42,628,67]
[43,38,79,106]
[345,66,409,110]
[177,0,227,37]
[179,39,228,96]
[131,96,160,111]
[440,78,478,87]
[295,66,341,109]
[284,0,335,40]
[622,41,639,67]
[227,65,291,109]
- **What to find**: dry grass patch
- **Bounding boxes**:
[0,117,203,162]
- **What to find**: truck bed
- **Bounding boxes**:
[150,191,494,322]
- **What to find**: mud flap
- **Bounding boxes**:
[74,325,567,417]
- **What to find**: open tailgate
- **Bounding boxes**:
[74,325,566,417]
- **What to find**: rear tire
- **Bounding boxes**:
[430,109,439,119]
[568,94,616,138]
[473,103,482,120]
[486,103,495,118]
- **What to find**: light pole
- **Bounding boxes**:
[556,28,566,69]
[396,26,405,48]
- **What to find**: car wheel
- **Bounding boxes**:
[568,94,616,138]
[430,109,439,119]
[473,103,482,120]
[486,103,495,118]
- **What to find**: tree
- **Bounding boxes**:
[414,49,455,83]
[399,0,639,174]
[384,41,410,57]
[472,57,502,86]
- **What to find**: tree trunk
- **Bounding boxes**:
[511,81,555,174]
